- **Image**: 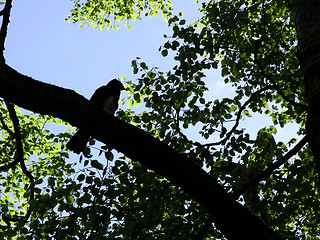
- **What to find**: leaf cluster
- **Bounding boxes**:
[67,0,173,30]
[0,102,75,238]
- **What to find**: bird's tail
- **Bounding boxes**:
[66,130,90,154]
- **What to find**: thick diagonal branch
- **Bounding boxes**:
[0,63,282,240]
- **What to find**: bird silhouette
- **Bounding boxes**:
[66,79,125,154]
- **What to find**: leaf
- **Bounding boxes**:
[66,195,75,204]
[243,110,252,117]
[128,99,134,108]
[77,174,85,182]
[91,159,104,170]
[105,151,114,161]
[179,19,186,25]
[161,49,168,57]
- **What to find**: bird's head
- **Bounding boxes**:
[107,79,126,91]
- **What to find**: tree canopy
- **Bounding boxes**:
[0,0,319,239]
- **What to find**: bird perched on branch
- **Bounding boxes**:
[66,79,125,154]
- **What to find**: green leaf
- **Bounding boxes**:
[243,110,252,117]
[77,174,85,182]
[161,49,168,57]
[66,195,75,204]
[91,159,104,170]
[105,151,114,161]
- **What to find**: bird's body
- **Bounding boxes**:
[66,79,125,154]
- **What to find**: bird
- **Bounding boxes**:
[66,79,125,154]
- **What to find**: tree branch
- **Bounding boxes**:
[0,156,19,171]
[204,85,274,147]
[0,63,282,240]
[0,0,13,63]
[2,100,35,222]
[192,136,308,239]
[232,136,308,199]
[0,109,21,171]
[173,107,202,147]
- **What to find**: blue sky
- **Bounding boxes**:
[4,0,299,148]
[5,1,205,99]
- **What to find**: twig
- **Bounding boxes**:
[0,109,21,171]
[192,136,308,239]
[174,107,202,147]
[204,85,274,147]
[0,156,19,171]
[3,101,35,222]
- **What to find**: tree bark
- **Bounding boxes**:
[0,63,282,239]
[288,0,320,181]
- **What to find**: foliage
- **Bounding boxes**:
[1,0,319,239]
[121,1,318,238]
[0,102,75,238]
[67,0,173,30]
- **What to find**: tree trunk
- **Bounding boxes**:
[288,0,320,181]
[0,63,282,239]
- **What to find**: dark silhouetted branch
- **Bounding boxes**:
[205,86,274,147]
[0,0,13,63]
[232,136,308,199]
[0,63,282,240]
[2,101,35,222]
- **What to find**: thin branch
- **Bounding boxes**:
[0,108,21,171]
[193,137,308,238]
[173,107,202,147]
[204,85,274,147]
[0,157,19,171]
[203,37,306,148]
[232,136,308,199]
[3,101,35,222]
[0,0,13,63]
